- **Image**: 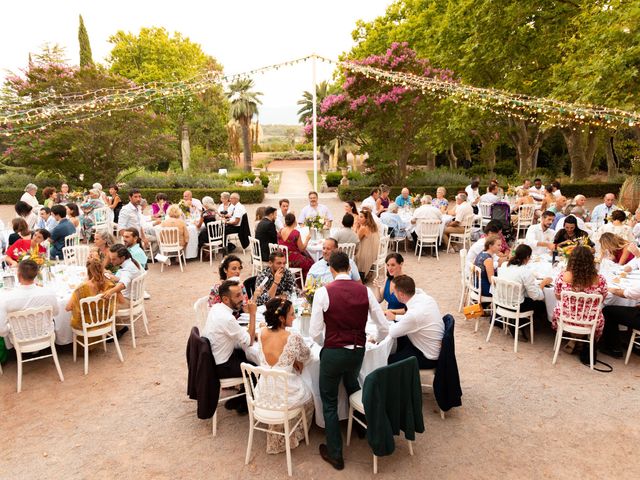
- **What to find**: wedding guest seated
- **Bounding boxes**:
[299,191,333,228]
[218,191,232,218]
[466,221,506,266]
[474,236,504,297]
[56,183,70,204]
[376,184,391,215]
[36,207,57,231]
[497,244,552,335]
[385,275,444,369]
[332,214,360,245]
[528,178,545,201]
[258,297,314,454]
[553,215,594,248]
[525,210,556,255]
[554,212,589,234]
[278,213,314,277]
[549,196,567,229]
[161,204,189,249]
[15,201,37,230]
[442,193,474,248]
[553,246,607,362]
[254,206,266,230]
[255,206,278,261]
[42,186,57,209]
[183,190,203,213]
[380,202,407,239]
[360,187,380,213]
[66,203,81,229]
[343,201,359,229]
[0,260,58,337]
[596,210,634,243]
[568,194,590,221]
[590,193,617,226]
[151,193,170,219]
[91,230,117,269]
[122,227,148,269]
[8,218,30,247]
[599,232,635,265]
[479,183,500,204]
[373,253,407,314]
[208,254,249,314]
[20,183,39,209]
[307,238,360,284]
[355,209,380,281]
[275,198,290,231]
[197,196,220,249]
[551,181,562,198]
[5,229,49,267]
[255,251,296,306]
[465,178,481,208]
[104,245,143,307]
[66,258,117,330]
[223,192,249,252]
[395,187,412,207]
[410,195,442,243]
[539,185,555,212]
[515,188,535,209]
[432,187,449,212]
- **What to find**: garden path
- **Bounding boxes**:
[265,159,331,199]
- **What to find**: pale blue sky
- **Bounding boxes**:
[1,0,392,124]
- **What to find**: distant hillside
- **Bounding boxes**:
[261,124,303,140]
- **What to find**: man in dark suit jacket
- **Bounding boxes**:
[255,206,278,261]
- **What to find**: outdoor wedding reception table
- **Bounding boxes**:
[297,226,338,262]
[147,216,200,260]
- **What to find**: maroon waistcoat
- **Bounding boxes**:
[324,279,369,348]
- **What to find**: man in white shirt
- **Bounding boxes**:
[202,279,257,378]
[299,191,333,228]
[223,192,248,251]
[479,183,500,204]
[410,196,442,242]
[528,178,545,201]
[360,187,380,213]
[590,193,617,226]
[0,260,59,342]
[105,245,143,301]
[525,210,556,255]
[117,189,152,248]
[442,193,474,247]
[307,238,361,284]
[275,198,290,231]
[517,179,532,194]
[36,207,58,231]
[183,190,203,213]
[465,179,480,206]
[20,183,39,208]
[384,275,444,369]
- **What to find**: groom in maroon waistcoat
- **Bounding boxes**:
[310,251,389,470]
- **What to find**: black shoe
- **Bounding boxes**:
[235,401,248,415]
[224,397,242,410]
[116,326,129,339]
[599,345,623,359]
[319,444,344,471]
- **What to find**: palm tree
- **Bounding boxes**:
[297,81,330,124]
[226,79,262,172]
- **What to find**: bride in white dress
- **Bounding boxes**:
[258,297,314,454]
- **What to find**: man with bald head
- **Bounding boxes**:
[307,238,361,284]
[590,193,617,226]
[550,195,567,229]
[183,190,203,213]
[395,187,412,208]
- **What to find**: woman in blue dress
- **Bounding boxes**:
[373,252,407,314]
[473,236,503,297]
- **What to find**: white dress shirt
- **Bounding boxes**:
[528,186,546,201]
[309,274,388,345]
[590,203,617,226]
[524,224,556,255]
[306,259,361,284]
[275,210,286,231]
[0,284,59,336]
[466,238,486,266]
[454,201,474,223]
[498,264,545,303]
[389,290,444,360]
[361,196,377,212]
[479,192,500,204]
[202,302,251,364]
[228,202,246,225]
[115,258,143,299]
[299,204,333,224]
[465,185,479,204]
[117,202,143,231]
[412,204,442,222]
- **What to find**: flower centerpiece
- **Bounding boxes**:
[302,277,323,313]
[305,215,326,239]
[68,190,85,203]
[17,247,52,284]
[557,237,592,260]
[411,193,422,208]
[177,199,191,219]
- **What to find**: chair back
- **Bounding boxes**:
[338,242,356,260]
[241,362,292,414]
[380,223,390,238]
[7,306,55,349]
[79,294,117,334]
[558,291,603,334]
[126,272,146,311]
[158,227,180,250]
[492,277,523,314]
[479,202,493,222]
[94,207,110,229]
[417,219,441,241]
[62,245,91,266]
[517,204,536,225]
[468,265,483,300]
[249,237,262,265]
[459,249,468,288]
[377,235,390,263]
[206,220,224,244]
[194,296,210,328]
[64,233,80,248]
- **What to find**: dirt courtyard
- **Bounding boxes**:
[1,183,640,479]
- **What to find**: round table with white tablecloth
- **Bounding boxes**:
[297,226,338,262]
[151,221,200,260]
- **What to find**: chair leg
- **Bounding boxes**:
[552,329,563,365]
[72,334,77,362]
[245,420,254,465]
[346,405,354,446]
[373,454,378,474]
[130,316,137,349]
[112,326,124,363]
[16,349,23,393]
[301,409,309,445]
[83,337,89,375]
[529,315,534,344]
[212,411,217,437]
[284,418,293,476]
[102,334,107,352]
[514,317,519,353]
[209,247,213,266]
[625,331,636,365]
[486,309,497,343]
[51,342,64,382]
[589,335,595,370]
[142,309,150,335]
[440,409,445,420]
[408,440,414,456]
[435,243,439,261]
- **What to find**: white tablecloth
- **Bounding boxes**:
[297,226,338,262]
[152,222,200,259]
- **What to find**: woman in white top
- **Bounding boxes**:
[20,183,39,208]
[257,297,313,454]
[498,244,552,313]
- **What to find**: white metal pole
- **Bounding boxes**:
[312,54,318,192]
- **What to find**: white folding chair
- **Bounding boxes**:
[269,243,304,290]
[337,242,357,260]
[369,235,390,279]
[200,221,224,265]
[552,291,603,370]
[625,329,640,365]
[467,265,493,332]
[93,207,110,234]
[115,272,149,349]
[379,223,390,238]
[249,237,266,276]
[515,204,537,239]
[62,245,91,267]
[458,249,468,312]
[241,363,309,477]
[479,202,493,227]
[415,220,441,262]
[7,306,63,393]
[72,294,124,375]
[418,369,445,419]
[158,227,186,272]
[447,216,474,253]
[64,233,80,248]
[193,296,210,329]
[487,277,534,353]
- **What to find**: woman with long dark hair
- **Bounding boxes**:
[373,253,407,314]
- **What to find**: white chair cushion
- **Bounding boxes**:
[220,377,244,389]
[349,389,364,413]
[253,406,302,424]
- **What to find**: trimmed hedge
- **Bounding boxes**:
[0,186,265,205]
[338,182,624,202]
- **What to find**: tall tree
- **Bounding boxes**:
[78,14,94,68]
[297,81,332,124]
[226,79,262,172]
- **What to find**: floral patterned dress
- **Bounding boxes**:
[552,273,608,340]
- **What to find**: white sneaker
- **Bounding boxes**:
[144,291,151,300]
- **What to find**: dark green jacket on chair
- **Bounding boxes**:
[362,356,425,457]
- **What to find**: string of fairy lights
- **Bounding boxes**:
[0,54,638,136]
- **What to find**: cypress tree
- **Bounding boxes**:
[78,14,94,68]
